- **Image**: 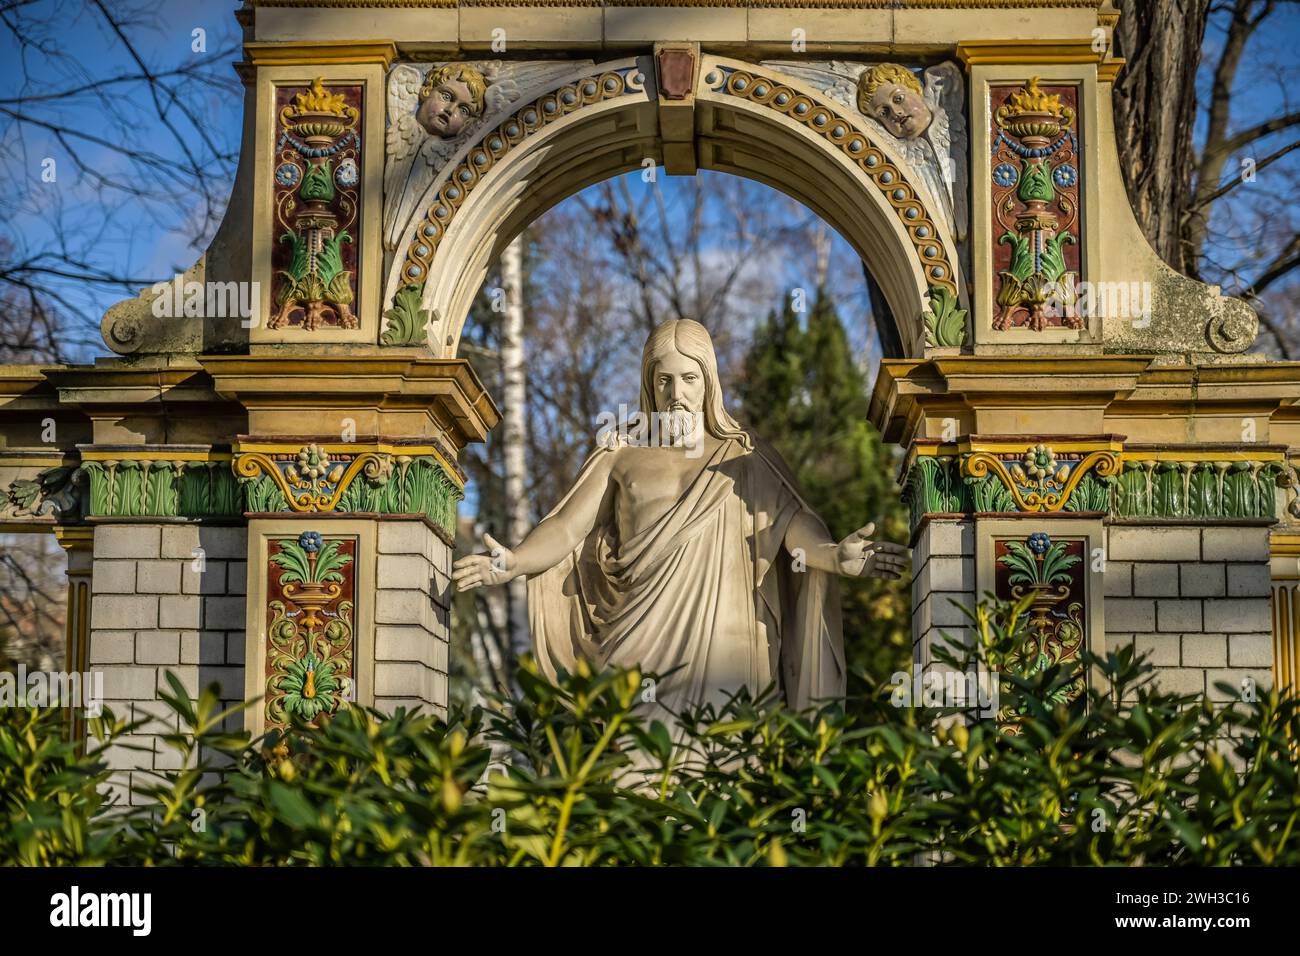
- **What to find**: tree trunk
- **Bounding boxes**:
[500,235,531,676]
[1112,0,1210,274]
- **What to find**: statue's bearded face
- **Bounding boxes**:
[652,347,706,446]
[417,78,475,138]
[867,82,932,140]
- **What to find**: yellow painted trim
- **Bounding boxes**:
[1097,58,1125,83]
[77,449,233,462]
[1120,450,1286,463]
[962,450,1121,512]
[957,39,1104,67]
[906,437,1125,471]
[234,451,385,512]
[233,441,461,487]
[1271,534,1300,558]
[52,526,94,551]
[244,41,398,68]
[0,456,76,467]
[0,521,55,535]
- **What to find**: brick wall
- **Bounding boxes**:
[88,524,247,805]
[1105,525,1273,700]
[911,519,975,671]
[373,520,451,718]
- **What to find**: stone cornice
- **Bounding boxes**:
[200,353,500,449]
[871,356,1300,449]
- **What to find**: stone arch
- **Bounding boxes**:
[383,54,962,358]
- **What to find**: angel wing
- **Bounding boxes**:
[923,62,968,240]
[386,64,425,163]
[759,60,862,110]
[479,60,597,116]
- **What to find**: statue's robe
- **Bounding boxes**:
[527,433,844,732]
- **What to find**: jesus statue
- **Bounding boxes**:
[452,318,908,725]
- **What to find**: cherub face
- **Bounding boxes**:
[868,82,933,140]
[416,79,475,138]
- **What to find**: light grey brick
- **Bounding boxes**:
[135,630,181,665]
[1201,527,1268,562]
[1133,564,1178,597]
[180,631,200,665]
[378,521,428,556]
[92,594,159,630]
[1152,668,1205,697]
[1226,563,1271,598]
[1108,527,1199,562]
[432,638,449,674]
[194,526,247,560]
[197,631,227,665]
[1227,632,1274,668]
[225,633,246,664]
[132,700,179,735]
[1204,598,1271,633]
[376,588,432,626]
[160,525,200,560]
[1156,600,1202,632]
[159,594,201,629]
[99,665,158,699]
[202,595,245,630]
[104,739,153,771]
[377,553,433,591]
[921,556,974,593]
[1107,598,1155,632]
[194,666,243,698]
[136,560,181,594]
[89,631,135,664]
[1180,563,1225,598]
[93,525,161,559]
[1134,634,1179,666]
[226,561,247,595]
[158,668,199,698]
[374,661,427,698]
[93,560,137,594]
[1181,633,1227,668]
[182,559,227,595]
[1103,561,1133,597]
[376,625,432,662]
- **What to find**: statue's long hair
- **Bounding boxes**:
[638,318,752,450]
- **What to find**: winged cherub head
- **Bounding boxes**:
[416,63,488,139]
[857,63,933,140]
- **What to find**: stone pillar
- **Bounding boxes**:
[909,518,974,673]
[89,523,247,803]
[1107,526,1272,701]
[54,526,93,743]
[374,519,451,718]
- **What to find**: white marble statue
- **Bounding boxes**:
[453,319,908,731]
[761,60,968,244]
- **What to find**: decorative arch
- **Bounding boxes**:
[383,54,963,358]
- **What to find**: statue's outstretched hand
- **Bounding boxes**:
[452,532,517,591]
[836,522,910,580]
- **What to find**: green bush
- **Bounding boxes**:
[2,598,1298,866]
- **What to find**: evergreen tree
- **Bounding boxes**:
[738,287,910,696]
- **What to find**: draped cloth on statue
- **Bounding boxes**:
[527,434,844,731]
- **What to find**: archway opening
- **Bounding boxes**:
[447,168,913,709]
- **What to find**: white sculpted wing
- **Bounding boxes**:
[923,61,968,241]
[759,60,862,111]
